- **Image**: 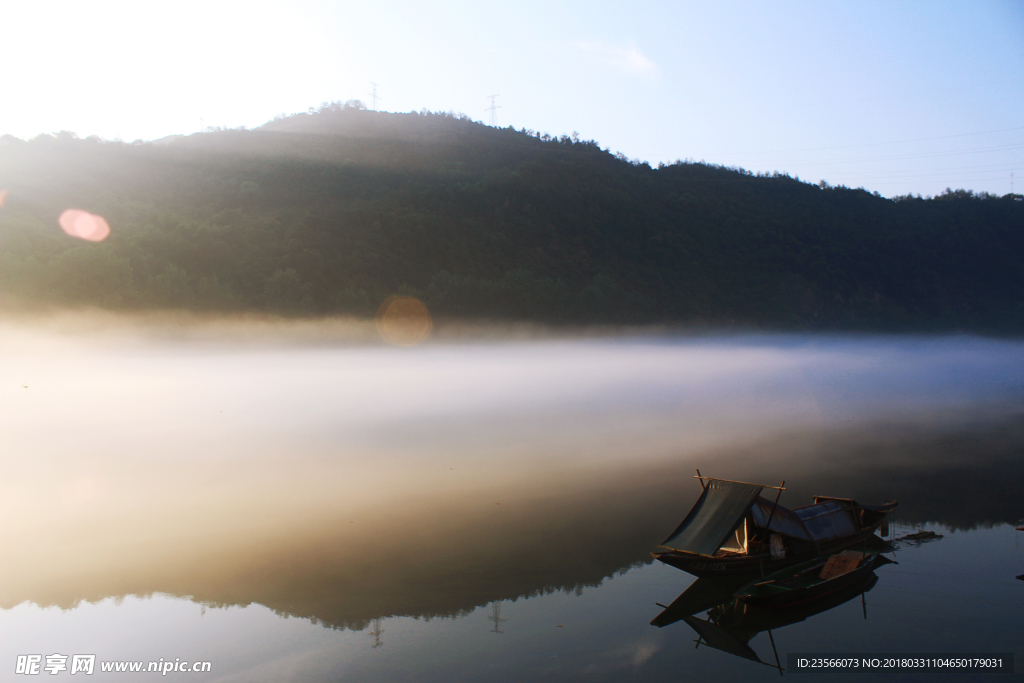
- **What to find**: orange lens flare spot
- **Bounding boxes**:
[58,209,111,242]
[375,296,433,347]
[0,189,8,208]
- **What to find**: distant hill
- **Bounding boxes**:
[1,103,1022,332]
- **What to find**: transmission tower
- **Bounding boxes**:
[369,618,385,648]
[487,601,506,634]
[369,82,382,111]
[485,94,501,126]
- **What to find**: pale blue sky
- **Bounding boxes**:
[2,0,1021,197]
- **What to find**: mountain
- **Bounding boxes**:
[1,104,1022,331]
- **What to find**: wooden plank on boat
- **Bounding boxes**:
[818,551,864,580]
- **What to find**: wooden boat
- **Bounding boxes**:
[734,549,880,607]
[651,474,897,578]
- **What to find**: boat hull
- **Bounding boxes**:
[652,529,884,578]
[734,551,879,607]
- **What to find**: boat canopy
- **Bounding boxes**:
[750,497,811,541]
[661,481,864,556]
[659,480,763,556]
[752,497,858,541]
[793,500,858,542]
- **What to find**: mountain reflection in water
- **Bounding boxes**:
[1,321,1023,680]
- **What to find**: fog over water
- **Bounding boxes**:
[1,317,1022,680]
[5,319,1022,463]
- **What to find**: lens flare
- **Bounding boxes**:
[0,189,8,208]
[58,209,111,242]
[375,296,433,346]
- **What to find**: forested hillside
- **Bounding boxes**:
[1,102,1022,331]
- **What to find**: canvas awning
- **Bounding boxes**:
[794,500,857,541]
[750,497,857,542]
[659,480,763,557]
[750,496,812,541]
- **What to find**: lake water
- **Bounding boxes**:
[1,320,1022,681]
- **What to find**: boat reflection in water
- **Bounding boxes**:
[651,552,895,673]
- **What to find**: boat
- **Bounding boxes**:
[733,549,881,607]
[651,474,897,578]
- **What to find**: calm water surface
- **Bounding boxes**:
[1,323,1022,681]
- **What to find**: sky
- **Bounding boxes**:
[1,0,1021,198]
